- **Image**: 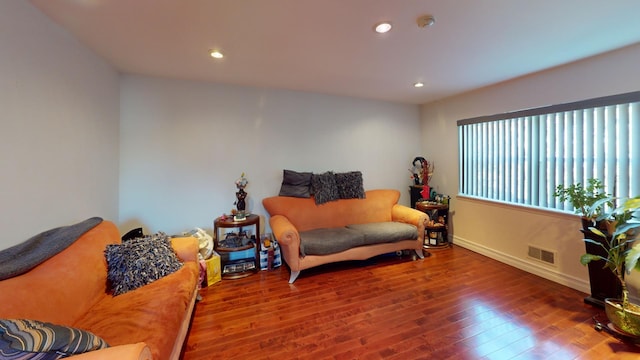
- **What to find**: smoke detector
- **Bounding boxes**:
[417,15,436,28]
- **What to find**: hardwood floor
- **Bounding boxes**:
[182,246,640,359]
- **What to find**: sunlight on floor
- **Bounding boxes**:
[461,298,577,359]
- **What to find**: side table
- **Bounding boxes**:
[213,214,260,279]
[416,201,450,249]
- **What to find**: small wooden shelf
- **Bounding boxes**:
[415,201,450,249]
[216,244,254,252]
[214,214,260,279]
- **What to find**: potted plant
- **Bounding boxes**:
[583,196,640,335]
[554,179,618,306]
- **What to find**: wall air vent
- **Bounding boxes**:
[528,245,556,266]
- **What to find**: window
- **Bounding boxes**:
[457,91,640,212]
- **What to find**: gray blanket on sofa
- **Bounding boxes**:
[0,217,103,280]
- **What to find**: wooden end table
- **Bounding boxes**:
[416,201,450,249]
[213,214,260,279]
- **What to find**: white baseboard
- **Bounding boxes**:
[453,235,590,295]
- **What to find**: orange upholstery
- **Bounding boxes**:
[263,189,399,231]
[0,221,200,360]
[73,263,199,360]
[0,221,116,324]
[263,189,428,282]
[70,343,152,360]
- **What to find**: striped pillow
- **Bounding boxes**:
[0,319,108,359]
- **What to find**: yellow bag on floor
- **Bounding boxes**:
[205,252,221,286]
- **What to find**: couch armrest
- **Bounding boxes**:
[391,204,428,241]
[269,215,302,271]
[171,236,199,263]
[70,343,152,360]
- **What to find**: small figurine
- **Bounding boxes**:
[234,173,248,220]
[235,188,247,212]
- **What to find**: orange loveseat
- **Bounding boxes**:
[263,189,428,283]
[0,220,200,360]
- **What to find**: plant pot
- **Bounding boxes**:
[582,227,622,307]
[604,298,640,337]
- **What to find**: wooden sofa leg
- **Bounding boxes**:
[289,271,300,284]
[415,249,425,259]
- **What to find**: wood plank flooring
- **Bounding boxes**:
[181,246,640,359]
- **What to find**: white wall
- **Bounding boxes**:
[420,43,640,293]
[119,75,421,236]
[0,0,120,249]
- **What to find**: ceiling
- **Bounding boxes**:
[29,0,640,105]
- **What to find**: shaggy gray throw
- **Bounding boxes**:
[0,217,103,280]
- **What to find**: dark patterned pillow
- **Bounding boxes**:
[105,232,182,296]
[335,171,365,199]
[311,171,339,205]
[278,169,312,198]
[0,318,108,359]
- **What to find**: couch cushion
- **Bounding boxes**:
[0,318,108,359]
[73,262,198,360]
[299,228,365,256]
[346,222,418,245]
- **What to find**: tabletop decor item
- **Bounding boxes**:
[234,173,248,221]
[409,157,434,199]
[409,157,425,185]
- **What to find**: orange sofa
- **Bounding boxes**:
[0,220,200,360]
[263,189,428,283]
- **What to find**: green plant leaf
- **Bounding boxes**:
[614,221,640,238]
[623,197,640,212]
[626,243,640,274]
[588,227,606,238]
[553,179,610,217]
[583,238,607,249]
[580,253,603,265]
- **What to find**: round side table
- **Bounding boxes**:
[415,202,450,249]
[214,214,260,279]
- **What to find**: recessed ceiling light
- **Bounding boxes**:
[209,50,224,59]
[414,82,425,88]
[374,22,392,34]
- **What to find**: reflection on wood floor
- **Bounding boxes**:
[182,245,640,360]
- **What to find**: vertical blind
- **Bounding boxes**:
[457,91,640,212]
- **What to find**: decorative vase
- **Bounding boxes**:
[236,189,247,212]
[234,173,248,219]
[420,185,430,200]
[605,298,640,337]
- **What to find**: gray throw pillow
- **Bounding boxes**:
[105,232,183,296]
[311,171,339,205]
[335,171,365,199]
[279,169,312,198]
